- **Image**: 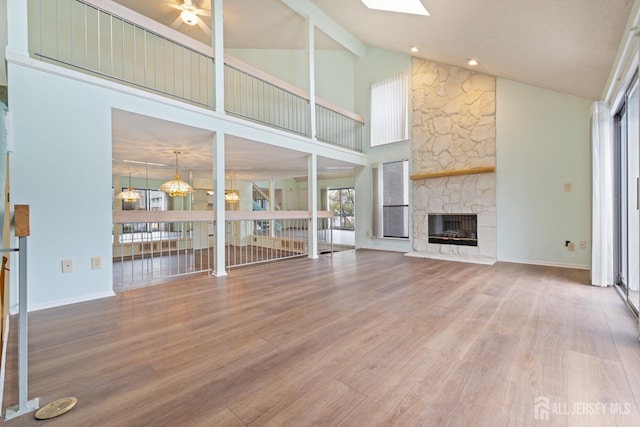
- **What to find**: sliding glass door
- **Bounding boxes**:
[615,75,640,314]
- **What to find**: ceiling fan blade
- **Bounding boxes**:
[196,19,211,36]
[167,3,182,11]
[197,9,211,17]
[170,15,183,29]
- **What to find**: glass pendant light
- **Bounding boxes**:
[159,150,194,197]
[115,171,141,202]
[225,171,240,203]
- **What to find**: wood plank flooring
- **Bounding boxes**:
[2,249,640,426]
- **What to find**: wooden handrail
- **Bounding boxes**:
[15,205,30,237]
[410,166,495,181]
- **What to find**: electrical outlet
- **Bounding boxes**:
[579,241,587,250]
[568,242,575,251]
[91,256,102,270]
[61,259,73,273]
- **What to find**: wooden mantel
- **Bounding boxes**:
[410,166,495,181]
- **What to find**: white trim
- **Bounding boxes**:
[26,291,117,313]
[280,0,366,57]
[497,257,590,271]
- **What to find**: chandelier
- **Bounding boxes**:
[159,150,194,197]
[115,171,141,202]
[225,171,240,203]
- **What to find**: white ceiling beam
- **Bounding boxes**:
[281,0,367,57]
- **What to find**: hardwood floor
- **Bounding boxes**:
[2,249,640,426]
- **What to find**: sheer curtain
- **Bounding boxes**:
[591,101,614,287]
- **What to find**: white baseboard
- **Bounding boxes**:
[498,257,590,270]
[20,291,117,313]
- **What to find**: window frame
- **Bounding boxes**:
[327,187,355,231]
[373,159,410,239]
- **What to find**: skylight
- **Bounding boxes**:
[361,0,429,16]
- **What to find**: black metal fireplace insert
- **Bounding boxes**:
[428,214,478,246]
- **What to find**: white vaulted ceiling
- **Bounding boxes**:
[115,0,634,100]
[111,0,634,181]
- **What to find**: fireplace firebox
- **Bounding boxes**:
[428,214,478,246]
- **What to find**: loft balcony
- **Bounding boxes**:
[24,0,364,152]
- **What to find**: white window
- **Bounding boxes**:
[328,187,355,230]
[370,72,409,147]
[373,160,409,238]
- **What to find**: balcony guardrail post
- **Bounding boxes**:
[5,205,40,420]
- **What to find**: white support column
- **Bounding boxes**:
[308,153,318,258]
[7,0,29,56]
[307,17,317,140]
[212,132,227,276]
[213,0,225,113]
[269,178,276,238]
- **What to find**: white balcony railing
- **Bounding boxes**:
[27,0,214,108]
[113,210,333,288]
[112,210,215,290]
[225,210,334,269]
[26,0,364,152]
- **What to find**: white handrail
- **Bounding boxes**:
[113,210,333,223]
[83,0,364,125]
[84,0,213,57]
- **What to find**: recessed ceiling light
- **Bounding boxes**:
[410,46,419,53]
[361,0,429,16]
[467,58,479,66]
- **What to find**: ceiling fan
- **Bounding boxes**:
[169,0,211,35]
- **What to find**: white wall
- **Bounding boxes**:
[353,47,413,252]
[496,78,592,268]
[8,53,364,310]
[10,64,115,310]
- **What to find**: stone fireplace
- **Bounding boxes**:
[407,59,497,264]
